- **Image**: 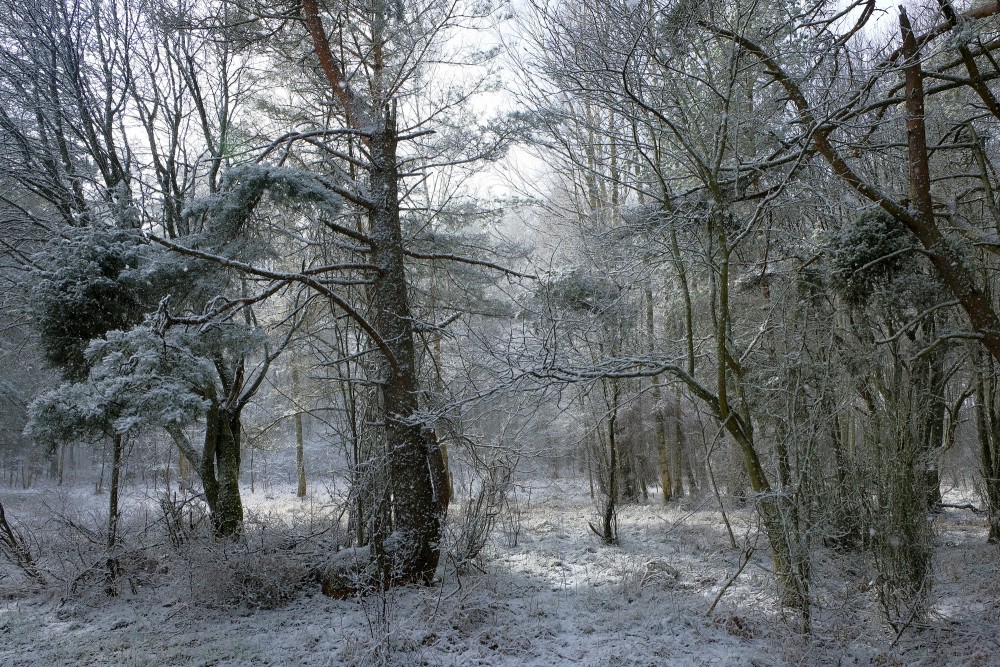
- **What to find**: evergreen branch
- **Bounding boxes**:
[148,234,401,374]
[402,250,537,279]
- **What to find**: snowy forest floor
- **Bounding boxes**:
[0,478,998,666]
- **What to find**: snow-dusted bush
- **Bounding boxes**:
[180,525,321,610]
[447,461,515,569]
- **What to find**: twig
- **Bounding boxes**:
[706,544,756,617]
[890,579,927,647]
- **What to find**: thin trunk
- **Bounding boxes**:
[672,388,684,498]
[292,365,307,499]
[586,443,595,500]
[177,446,189,490]
[714,220,807,614]
[654,388,672,502]
[969,126,1000,233]
[976,357,1000,543]
[106,433,123,596]
[683,439,698,494]
[428,280,454,503]
[646,279,672,502]
[96,440,106,494]
[602,380,619,544]
[829,409,861,549]
[923,360,946,507]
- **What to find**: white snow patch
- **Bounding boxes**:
[0,481,996,666]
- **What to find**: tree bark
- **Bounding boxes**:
[106,432,123,595]
[301,0,444,588]
[215,408,244,538]
[713,220,807,614]
[975,355,1000,543]
[292,365,307,499]
[645,280,672,502]
[602,380,619,544]
[368,108,443,583]
[198,402,244,538]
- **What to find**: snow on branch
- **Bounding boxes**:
[403,249,537,280]
[183,164,373,246]
[525,356,719,409]
[148,234,401,374]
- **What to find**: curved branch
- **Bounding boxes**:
[875,300,961,345]
[402,250,537,279]
[165,424,202,470]
[526,357,719,412]
[148,234,401,374]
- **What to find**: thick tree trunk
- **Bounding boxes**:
[215,409,244,538]
[368,110,443,584]
[200,402,244,538]
[301,0,444,588]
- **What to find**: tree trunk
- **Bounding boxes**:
[300,0,444,587]
[654,392,672,503]
[923,373,946,508]
[215,409,243,538]
[106,433,123,595]
[714,224,807,615]
[292,365,307,499]
[601,380,619,544]
[975,359,1000,543]
[731,425,808,613]
[368,108,443,584]
[672,389,685,498]
[178,445,190,490]
[829,411,862,549]
[200,402,244,538]
[645,281,672,503]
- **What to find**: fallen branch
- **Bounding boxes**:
[937,502,984,514]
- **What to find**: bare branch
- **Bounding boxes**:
[403,249,537,279]
[148,234,401,373]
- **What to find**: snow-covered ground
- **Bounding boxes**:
[0,479,998,666]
